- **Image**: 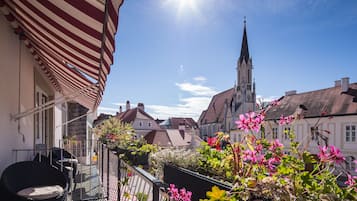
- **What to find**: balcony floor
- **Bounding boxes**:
[71,164,106,201]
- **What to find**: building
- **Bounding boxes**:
[198,20,256,140]
[264,77,357,173]
[0,1,122,173]
[159,117,198,130]
[116,101,161,138]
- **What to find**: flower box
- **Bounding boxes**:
[115,147,149,166]
[163,164,231,201]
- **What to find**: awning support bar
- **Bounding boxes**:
[11,83,98,121]
[55,111,94,128]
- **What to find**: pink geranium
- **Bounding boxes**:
[236,112,264,133]
[269,139,284,152]
[345,174,357,187]
[318,145,345,164]
[168,184,192,201]
[278,115,294,125]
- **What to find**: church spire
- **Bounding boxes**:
[239,17,250,64]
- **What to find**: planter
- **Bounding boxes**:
[127,152,149,166]
[163,164,231,201]
[163,165,273,201]
[115,147,149,166]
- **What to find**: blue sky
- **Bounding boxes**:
[98,0,357,120]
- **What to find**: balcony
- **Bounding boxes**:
[1,141,169,201]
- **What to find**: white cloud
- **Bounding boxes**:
[256,95,280,104]
[193,76,207,82]
[175,82,217,96]
[100,79,216,121]
[146,97,211,120]
[97,106,118,115]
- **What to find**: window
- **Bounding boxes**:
[34,87,49,145]
[261,126,265,139]
[148,122,151,127]
[139,122,142,127]
[284,127,291,140]
[272,128,278,139]
[345,156,356,171]
[346,124,356,142]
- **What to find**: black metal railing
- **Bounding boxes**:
[97,142,169,201]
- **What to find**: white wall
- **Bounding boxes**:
[53,92,63,147]
[0,14,35,173]
[265,115,357,173]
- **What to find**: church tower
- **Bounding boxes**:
[234,19,256,115]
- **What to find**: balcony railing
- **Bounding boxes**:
[97,142,169,201]
[10,141,169,201]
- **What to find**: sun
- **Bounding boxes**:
[164,0,200,18]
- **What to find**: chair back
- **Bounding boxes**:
[0,161,68,196]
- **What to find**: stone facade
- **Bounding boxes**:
[67,102,89,140]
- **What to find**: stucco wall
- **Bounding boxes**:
[264,115,357,172]
[0,14,35,173]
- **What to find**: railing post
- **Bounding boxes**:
[152,180,161,201]
[101,143,104,183]
[117,155,121,201]
[107,147,110,199]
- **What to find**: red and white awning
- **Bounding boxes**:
[0,0,123,110]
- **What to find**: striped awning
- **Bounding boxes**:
[0,0,123,110]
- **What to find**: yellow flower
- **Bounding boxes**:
[206,186,226,200]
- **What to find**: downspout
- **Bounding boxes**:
[18,33,25,142]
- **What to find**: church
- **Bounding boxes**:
[198,20,256,141]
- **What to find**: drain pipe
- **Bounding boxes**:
[18,33,25,142]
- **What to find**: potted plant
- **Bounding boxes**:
[201,100,357,201]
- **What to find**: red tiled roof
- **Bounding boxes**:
[116,108,154,123]
[144,130,171,147]
[265,83,357,120]
[166,117,198,129]
[199,88,235,124]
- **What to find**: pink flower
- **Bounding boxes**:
[278,115,294,125]
[329,145,345,164]
[255,144,263,153]
[345,174,357,187]
[318,146,330,163]
[235,112,265,133]
[266,157,280,172]
[168,184,192,201]
[269,139,284,152]
[243,150,258,163]
[318,146,345,164]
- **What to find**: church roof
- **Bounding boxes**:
[199,88,235,125]
[239,20,250,64]
[265,83,357,120]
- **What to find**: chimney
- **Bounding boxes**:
[178,122,185,131]
[126,100,130,111]
[137,103,144,111]
[334,80,341,87]
[285,90,297,96]
[119,106,122,113]
[341,77,350,92]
